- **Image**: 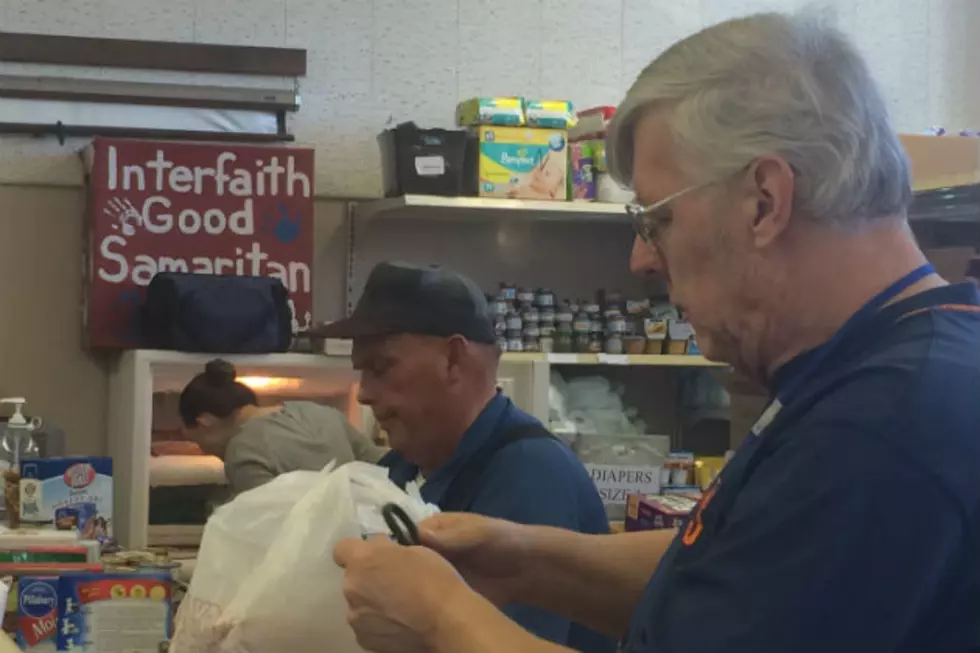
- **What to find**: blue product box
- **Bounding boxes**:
[57,572,172,652]
[19,458,113,544]
[16,576,59,651]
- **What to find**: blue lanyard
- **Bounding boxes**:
[748,263,936,439]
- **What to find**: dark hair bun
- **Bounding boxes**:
[204,359,237,385]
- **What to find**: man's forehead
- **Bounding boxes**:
[632,109,689,198]
[351,333,439,362]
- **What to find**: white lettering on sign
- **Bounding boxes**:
[97,236,310,294]
[107,146,312,198]
[585,463,662,506]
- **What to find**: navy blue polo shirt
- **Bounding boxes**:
[624,283,980,653]
[383,392,615,653]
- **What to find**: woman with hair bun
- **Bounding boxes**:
[179,358,384,497]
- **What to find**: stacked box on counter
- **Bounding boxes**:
[19,458,113,548]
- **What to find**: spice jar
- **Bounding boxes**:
[523,334,540,353]
[517,287,536,305]
[499,282,517,302]
[607,309,627,334]
[507,336,524,352]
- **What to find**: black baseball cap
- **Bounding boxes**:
[314,261,496,344]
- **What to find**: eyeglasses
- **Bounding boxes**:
[624,183,705,245]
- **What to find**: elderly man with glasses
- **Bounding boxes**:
[334,12,980,653]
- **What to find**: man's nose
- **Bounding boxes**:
[630,234,663,276]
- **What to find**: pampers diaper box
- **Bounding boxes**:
[476,126,568,201]
[19,458,113,545]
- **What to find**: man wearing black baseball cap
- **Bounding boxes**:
[319,261,613,653]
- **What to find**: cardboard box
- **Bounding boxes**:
[476,126,568,200]
[900,133,980,192]
[19,458,113,545]
[625,493,698,532]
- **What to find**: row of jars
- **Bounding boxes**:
[488,285,633,354]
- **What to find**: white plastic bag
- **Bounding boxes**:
[170,461,439,653]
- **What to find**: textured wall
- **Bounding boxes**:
[0,0,978,195]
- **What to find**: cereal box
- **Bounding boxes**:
[57,572,172,652]
[19,458,112,545]
[16,577,58,651]
[476,126,568,200]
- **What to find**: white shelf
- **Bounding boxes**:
[501,352,727,368]
[355,194,629,223]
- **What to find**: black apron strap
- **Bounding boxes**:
[439,423,560,513]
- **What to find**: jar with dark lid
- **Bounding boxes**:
[589,318,603,335]
[539,334,555,353]
[607,310,627,334]
[499,282,517,302]
[523,335,540,353]
[505,310,522,332]
[521,306,540,324]
[575,332,592,353]
[523,323,541,339]
[539,306,556,324]
[517,287,536,305]
[539,323,556,337]
[507,336,524,352]
[573,310,591,335]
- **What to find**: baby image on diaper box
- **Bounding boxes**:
[19,458,112,544]
[476,126,568,201]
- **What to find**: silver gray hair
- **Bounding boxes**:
[607,12,912,227]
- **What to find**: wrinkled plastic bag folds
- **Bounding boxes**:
[170,461,439,653]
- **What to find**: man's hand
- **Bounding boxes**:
[418,512,532,606]
[333,536,473,653]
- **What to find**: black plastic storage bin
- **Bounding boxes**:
[378,122,470,197]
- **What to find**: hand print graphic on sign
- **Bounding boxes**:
[83,138,315,348]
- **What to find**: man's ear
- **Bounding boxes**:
[748,155,795,247]
[444,335,468,380]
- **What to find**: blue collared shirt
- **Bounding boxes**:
[623,283,980,653]
[382,392,615,653]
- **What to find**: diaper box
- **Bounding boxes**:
[16,576,58,651]
[57,572,172,652]
[476,126,568,201]
[19,458,112,544]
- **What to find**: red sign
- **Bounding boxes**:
[83,138,315,348]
